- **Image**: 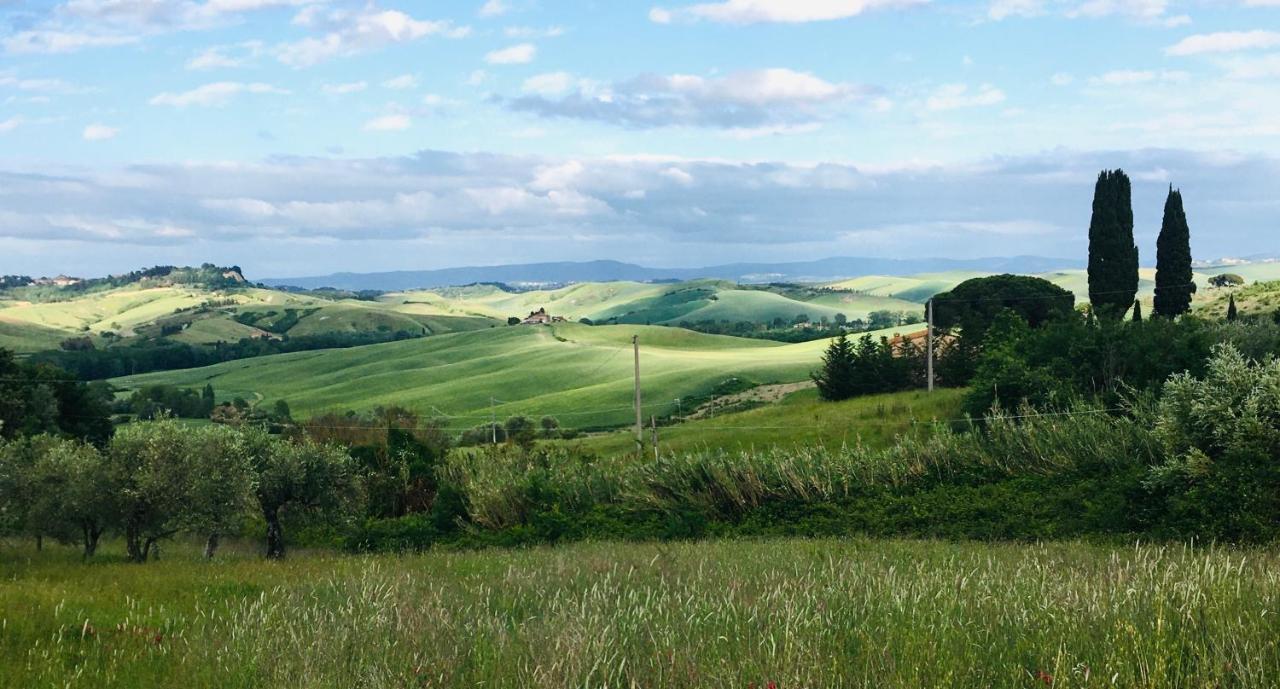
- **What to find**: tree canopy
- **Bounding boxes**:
[1087,169,1139,318]
[931,274,1076,341]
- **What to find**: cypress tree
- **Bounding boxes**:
[1153,185,1196,317]
[1087,169,1139,319]
[1132,300,1142,322]
[1227,294,1238,322]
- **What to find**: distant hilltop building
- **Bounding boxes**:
[520,307,566,325]
[35,274,82,287]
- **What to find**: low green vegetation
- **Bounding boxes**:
[3,538,1278,688]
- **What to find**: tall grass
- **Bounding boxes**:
[3,538,1278,688]
[442,405,1158,530]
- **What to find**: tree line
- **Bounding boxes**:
[813,170,1227,405]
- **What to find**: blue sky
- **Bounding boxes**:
[1,0,1278,278]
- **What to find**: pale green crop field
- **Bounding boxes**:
[111,322,924,428]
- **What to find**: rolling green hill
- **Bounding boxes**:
[111,322,925,429]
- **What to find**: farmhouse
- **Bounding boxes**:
[520,307,566,325]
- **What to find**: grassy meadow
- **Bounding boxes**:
[110,323,924,428]
[567,387,966,457]
[3,537,1278,688]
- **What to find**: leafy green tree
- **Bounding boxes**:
[932,274,1076,342]
[1153,186,1196,317]
[812,334,857,401]
[1146,345,1280,540]
[251,433,360,559]
[109,419,199,562]
[834,313,847,326]
[1087,169,1139,318]
[1209,274,1244,288]
[539,416,561,439]
[504,416,537,448]
[183,425,255,559]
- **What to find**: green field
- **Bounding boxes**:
[111,323,924,428]
[3,537,1276,688]
[568,387,965,457]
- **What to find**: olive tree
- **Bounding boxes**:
[251,432,360,559]
[36,439,118,558]
[109,419,199,562]
[183,425,255,559]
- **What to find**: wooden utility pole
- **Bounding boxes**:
[926,299,935,393]
[490,397,497,444]
[651,415,658,461]
[633,335,643,457]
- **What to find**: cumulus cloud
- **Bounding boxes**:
[1087,69,1189,86]
[5,148,1272,276]
[650,0,926,24]
[322,81,368,95]
[987,0,1187,26]
[924,83,1006,110]
[478,0,509,17]
[186,41,264,69]
[485,43,536,64]
[506,68,873,129]
[149,81,289,107]
[363,114,412,131]
[4,0,316,54]
[82,124,119,140]
[277,6,469,67]
[382,74,418,90]
[1166,31,1280,56]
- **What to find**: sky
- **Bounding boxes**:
[1,0,1278,279]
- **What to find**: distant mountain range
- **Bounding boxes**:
[261,256,1084,291]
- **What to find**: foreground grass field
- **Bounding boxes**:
[2,538,1277,688]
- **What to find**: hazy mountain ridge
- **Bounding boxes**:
[262,256,1084,291]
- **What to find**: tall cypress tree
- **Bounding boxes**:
[1087,169,1139,319]
[1153,185,1196,317]
[1227,294,1238,322]
[1132,300,1143,322]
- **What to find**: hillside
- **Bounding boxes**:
[111,322,926,429]
[564,386,966,457]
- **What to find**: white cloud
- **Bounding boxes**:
[507,68,870,129]
[149,81,289,107]
[1087,69,1189,86]
[988,0,1186,25]
[186,41,264,70]
[363,114,412,131]
[485,43,536,64]
[504,25,566,38]
[0,75,88,94]
[1221,53,1280,80]
[1050,72,1074,85]
[82,124,119,140]
[650,0,926,24]
[322,81,368,95]
[0,116,24,133]
[4,30,139,54]
[479,0,509,17]
[1166,31,1280,56]
[382,74,418,90]
[278,6,469,67]
[925,83,1006,110]
[466,69,490,85]
[522,72,576,96]
[987,0,1043,20]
